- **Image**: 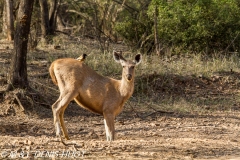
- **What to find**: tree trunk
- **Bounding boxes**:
[3,0,14,41]
[39,0,50,43]
[2,1,7,37]
[56,14,65,31]
[5,0,14,41]
[7,0,34,91]
[154,6,160,56]
[49,0,58,34]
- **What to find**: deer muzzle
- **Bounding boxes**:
[126,74,132,81]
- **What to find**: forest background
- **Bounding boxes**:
[1,0,240,54]
[0,0,240,159]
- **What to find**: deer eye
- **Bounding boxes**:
[122,66,125,68]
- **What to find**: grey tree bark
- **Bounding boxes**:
[3,0,14,41]
[7,0,34,91]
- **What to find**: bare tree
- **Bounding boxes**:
[39,0,50,43]
[6,0,34,91]
[49,0,59,34]
[67,0,126,51]
[38,0,60,43]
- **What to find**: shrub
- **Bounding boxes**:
[148,0,240,53]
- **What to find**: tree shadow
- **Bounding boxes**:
[134,70,240,112]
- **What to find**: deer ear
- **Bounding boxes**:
[113,51,124,63]
[134,54,142,65]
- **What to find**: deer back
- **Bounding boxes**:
[49,58,123,114]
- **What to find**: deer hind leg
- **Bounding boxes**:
[59,107,69,140]
[103,113,115,141]
[52,92,78,140]
[52,98,62,137]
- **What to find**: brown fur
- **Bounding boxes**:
[49,51,141,141]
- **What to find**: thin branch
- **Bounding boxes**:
[30,72,49,78]
[66,9,93,22]
[29,80,59,93]
[225,32,239,52]
[112,0,138,13]
[126,102,141,118]
[142,102,175,118]
[14,94,25,111]
[143,110,174,118]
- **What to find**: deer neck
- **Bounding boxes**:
[119,73,135,98]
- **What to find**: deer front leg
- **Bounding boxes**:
[103,113,115,141]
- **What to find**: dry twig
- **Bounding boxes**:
[14,94,25,111]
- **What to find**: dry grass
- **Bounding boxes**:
[45,36,240,115]
[2,35,240,116]
[133,53,240,114]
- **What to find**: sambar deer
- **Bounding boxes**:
[49,51,141,141]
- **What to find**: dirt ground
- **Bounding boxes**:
[0,109,240,160]
[0,39,240,159]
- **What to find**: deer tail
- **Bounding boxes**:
[49,62,58,85]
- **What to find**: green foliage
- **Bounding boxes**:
[148,0,240,53]
[115,16,151,44]
[3,0,240,53]
[114,0,153,51]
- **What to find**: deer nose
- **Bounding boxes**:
[126,74,132,81]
